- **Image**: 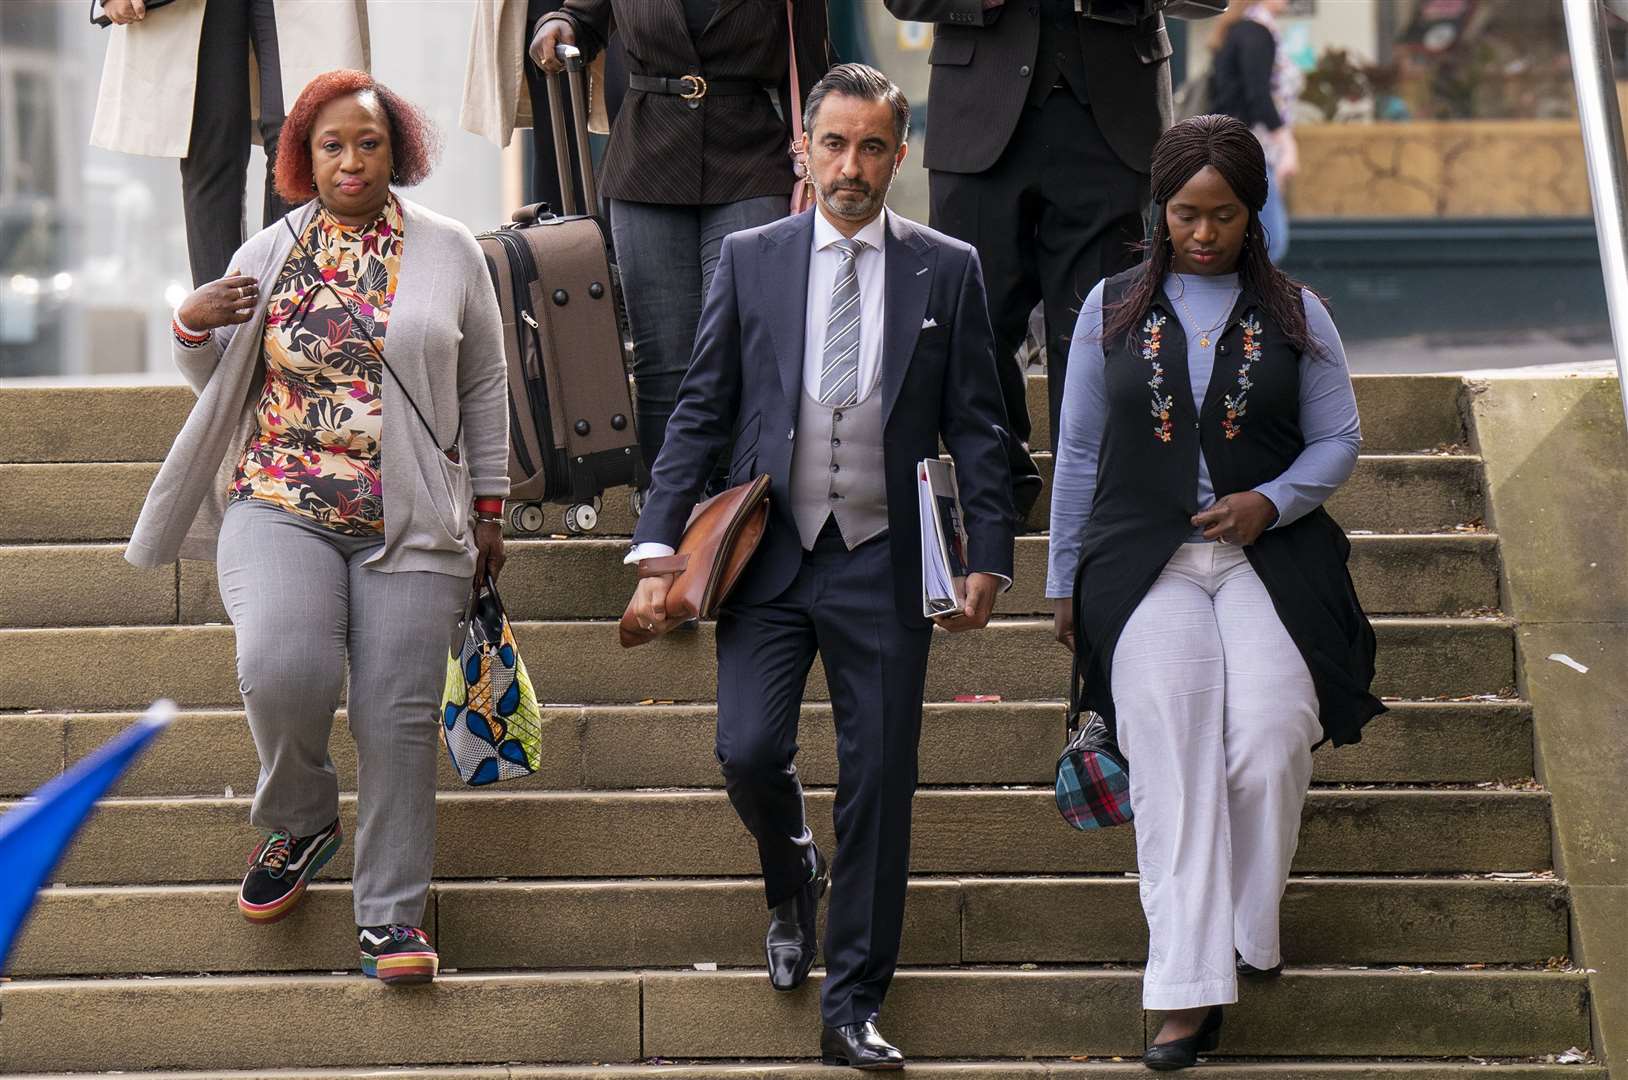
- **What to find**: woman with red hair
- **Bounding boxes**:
[126,71,510,987]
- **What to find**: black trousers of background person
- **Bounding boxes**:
[181,0,294,288]
[714,520,933,1027]
[523,0,587,215]
[524,0,630,214]
[929,91,1148,443]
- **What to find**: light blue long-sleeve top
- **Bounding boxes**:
[1045,272,1362,599]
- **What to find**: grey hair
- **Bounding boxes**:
[802,62,910,147]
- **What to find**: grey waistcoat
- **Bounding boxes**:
[790,362,888,550]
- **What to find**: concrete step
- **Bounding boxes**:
[8,876,1568,977]
[35,789,1550,886]
[1323,454,1485,536]
[0,376,1469,464]
[0,454,1484,545]
[0,968,1589,1071]
[640,968,1589,1061]
[0,533,1501,630]
[0,1064,1609,1080]
[0,617,1516,711]
[0,462,160,543]
[1025,372,1469,456]
[0,701,1535,800]
[0,385,195,464]
[1030,453,1486,537]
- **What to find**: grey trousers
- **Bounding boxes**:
[217,500,470,927]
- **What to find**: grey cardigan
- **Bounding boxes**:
[125,196,510,578]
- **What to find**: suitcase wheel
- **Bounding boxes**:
[629,489,646,518]
[510,502,547,535]
[564,503,598,535]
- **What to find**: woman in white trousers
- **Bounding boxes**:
[1048,114,1384,1069]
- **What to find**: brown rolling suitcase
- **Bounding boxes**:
[477,43,646,535]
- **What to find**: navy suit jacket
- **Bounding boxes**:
[632,208,1017,627]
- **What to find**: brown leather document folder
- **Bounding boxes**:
[618,474,771,647]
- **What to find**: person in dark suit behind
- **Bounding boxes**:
[883,0,1175,497]
[623,63,1017,1069]
[531,0,832,478]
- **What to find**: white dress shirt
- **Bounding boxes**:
[802,208,888,399]
[626,209,889,566]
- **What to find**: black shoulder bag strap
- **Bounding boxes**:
[280,214,462,461]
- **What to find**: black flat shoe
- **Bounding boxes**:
[821,1020,905,1070]
[766,846,829,991]
[1235,951,1283,979]
[1142,1006,1223,1071]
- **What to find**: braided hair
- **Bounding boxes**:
[1102,114,1326,359]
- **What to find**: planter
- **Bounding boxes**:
[1287,119,1589,219]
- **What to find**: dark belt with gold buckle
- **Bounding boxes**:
[628,74,764,101]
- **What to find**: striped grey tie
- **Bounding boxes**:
[818,238,866,406]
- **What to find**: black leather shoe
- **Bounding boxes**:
[766,846,829,991]
[821,1020,905,1070]
[1142,1006,1223,1071]
[1235,951,1283,979]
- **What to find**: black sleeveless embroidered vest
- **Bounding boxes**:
[1071,268,1384,749]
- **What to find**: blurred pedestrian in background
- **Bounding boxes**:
[1208,0,1299,260]
[531,0,833,478]
[91,0,370,288]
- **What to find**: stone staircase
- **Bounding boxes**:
[0,375,1605,1077]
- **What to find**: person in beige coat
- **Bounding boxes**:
[461,0,609,215]
[91,0,370,287]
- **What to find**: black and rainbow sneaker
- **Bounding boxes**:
[237,818,342,924]
[359,923,439,984]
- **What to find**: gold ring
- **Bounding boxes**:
[679,74,708,101]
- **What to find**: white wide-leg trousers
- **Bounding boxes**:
[1110,542,1321,1010]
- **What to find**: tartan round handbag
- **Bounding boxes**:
[1055,654,1133,830]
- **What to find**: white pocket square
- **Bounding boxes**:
[921,317,939,329]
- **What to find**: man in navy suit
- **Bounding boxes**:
[624,63,1016,1069]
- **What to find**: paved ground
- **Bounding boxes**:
[1346,331,1615,375]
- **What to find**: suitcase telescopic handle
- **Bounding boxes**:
[545,43,599,219]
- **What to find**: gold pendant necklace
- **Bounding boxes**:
[1174,288,1237,349]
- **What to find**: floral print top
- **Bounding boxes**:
[230,196,404,535]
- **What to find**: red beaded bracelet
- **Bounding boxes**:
[172,318,209,344]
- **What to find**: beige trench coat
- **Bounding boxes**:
[461,0,534,148]
[91,0,371,159]
[461,0,607,148]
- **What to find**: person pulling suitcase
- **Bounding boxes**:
[530,0,834,478]
[477,44,645,536]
